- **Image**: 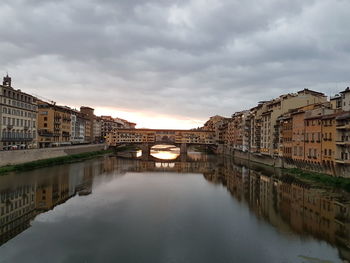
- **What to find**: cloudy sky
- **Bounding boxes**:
[1,0,349,128]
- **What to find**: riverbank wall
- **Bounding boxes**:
[221,146,350,178]
[0,144,108,167]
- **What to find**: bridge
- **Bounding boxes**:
[106,128,215,156]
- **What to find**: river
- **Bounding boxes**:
[0,151,349,263]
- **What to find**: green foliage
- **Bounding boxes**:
[0,150,113,176]
[285,168,350,192]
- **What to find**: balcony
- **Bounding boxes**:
[336,141,350,146]
[335,159,350,164]
[62,132,70,137]
[7,124,13,130]
[336,124,350,130]
[38,130,53,137]
[1,136,34,142]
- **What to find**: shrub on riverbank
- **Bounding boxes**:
[0,149,113,175]
[285,168,350,192]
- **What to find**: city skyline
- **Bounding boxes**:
[1,0,349,128]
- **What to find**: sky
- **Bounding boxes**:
[0,0,349,129]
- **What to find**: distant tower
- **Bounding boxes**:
[3,74,11,87]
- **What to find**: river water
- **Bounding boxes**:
[0,151,350,263]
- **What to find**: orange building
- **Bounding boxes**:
[321,114,337,166]
[304,115,322,164]
[280,115,293,159]
[37,100,72,148]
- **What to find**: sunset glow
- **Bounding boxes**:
[95,107,205,129]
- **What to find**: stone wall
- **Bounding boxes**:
[223,146,350,178]
[0,144,107,167]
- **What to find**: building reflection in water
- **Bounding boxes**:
[1,154,350,260]
[204,156,350,261]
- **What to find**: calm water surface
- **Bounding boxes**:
[0,152,350,263]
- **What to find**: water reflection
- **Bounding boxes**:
[0,154,350,262]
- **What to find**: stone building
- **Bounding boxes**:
[0,75,38,150]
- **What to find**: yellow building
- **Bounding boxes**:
[321,114,338,166]
[107,129,215,146]
[37,100,72,148]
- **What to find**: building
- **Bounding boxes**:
[93,116,102,143]
[202,115,227,131]
[70,110,85,144]
[330,87,350,111]
[340,88,350,111]
[279,114,293,159]
[37,101,72,148]
[260,89,327,156]
[304,106,334,165]
[0,75,38,150]
[80,107,95,143]
[321,113,338,166]
[226,111,249,152]
[335,111,350,166]
[107,129,215,146]
[101,116,122,140]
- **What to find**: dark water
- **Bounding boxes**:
[0,153,350,263]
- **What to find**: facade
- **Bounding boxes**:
[304,106,334,165]
[226,111,249,152]
[101,116,121,140]
[291,110,306,162]
[321,114,337,166]
[304,114,323,164]
[330,87,350,111]
[248,104,266,153]
[0,75,38,150]
[279,114,293,159]
[37,101,72,148]
[107,129,215,146]
[259,89,327,156]
[335,112,350,165]
[70,110,85,144]
[93,117,102,143]
[80,107,94,143]
[340,88,350,111]
[203,115,227,131]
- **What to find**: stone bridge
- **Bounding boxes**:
[106,128,215,155]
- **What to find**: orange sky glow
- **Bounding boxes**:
[94,107,205,130]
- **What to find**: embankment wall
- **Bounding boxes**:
[221,146,350,178]
[0,144,107,166]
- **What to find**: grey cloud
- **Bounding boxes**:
[0,0,349,122]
